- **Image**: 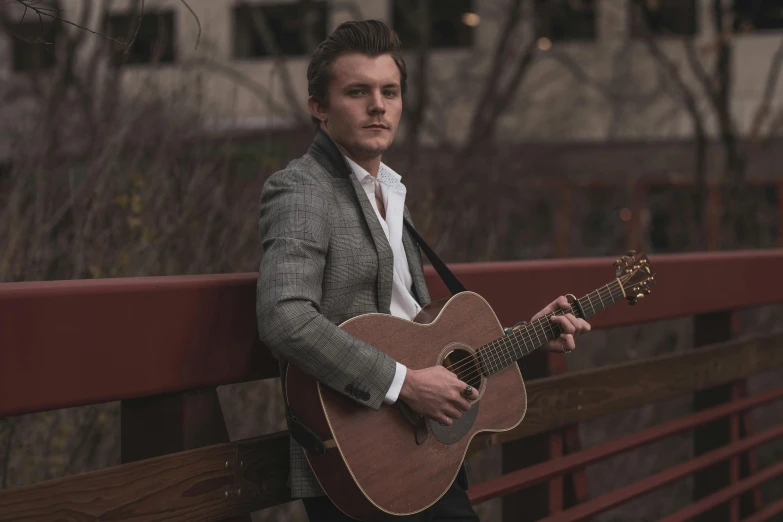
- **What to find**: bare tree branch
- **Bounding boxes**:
[183,56,306,125]
[463,0,532,153]
[244,5,309,124]
[179,0,200,50]
[546,45,666,106]
[396,0,429,164]
[7,0,201,51]
[8,0,128,47]
[749,39,783,142]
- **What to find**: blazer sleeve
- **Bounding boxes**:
[256,167,397,410]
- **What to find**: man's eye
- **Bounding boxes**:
[384,91,398,98]
[350,89,364,96]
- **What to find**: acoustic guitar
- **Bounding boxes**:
[286,250,655,521]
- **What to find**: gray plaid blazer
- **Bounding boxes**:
[256,129,431,498]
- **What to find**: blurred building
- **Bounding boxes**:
[0,2,781,135]
[2,0,783,185]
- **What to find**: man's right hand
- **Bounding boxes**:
[398,366,477,426]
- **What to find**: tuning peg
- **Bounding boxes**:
[626,250,636,257]
[613,258,628,267]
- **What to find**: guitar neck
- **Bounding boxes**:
[479,278,628,376]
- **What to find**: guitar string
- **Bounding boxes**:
[442,277,632,382]
[476,282,628,378]
[466,284,625,380]
[447,284,628,384]
[448,272,638,380]
[461,273,634,377]
[440,281,625,382]
[446,279,626,378]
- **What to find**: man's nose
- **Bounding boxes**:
[368,90,386,114]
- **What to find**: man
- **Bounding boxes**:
[256,20,591,521]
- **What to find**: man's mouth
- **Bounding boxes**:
[364,124,388,130]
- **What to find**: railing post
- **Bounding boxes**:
[692,310,739,522]
[121,388,251,522]
[778,180,783,248]
[501,349,589,521]
[501,349,550,521]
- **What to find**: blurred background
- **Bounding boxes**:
[1,1,782,521]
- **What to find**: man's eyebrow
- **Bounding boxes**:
[342,81,400,89]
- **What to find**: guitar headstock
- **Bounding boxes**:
[613,250,655,305]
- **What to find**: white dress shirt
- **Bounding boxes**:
[343,156,421,405]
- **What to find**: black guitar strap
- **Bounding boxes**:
[403,219,466,295]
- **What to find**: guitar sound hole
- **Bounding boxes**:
[442,349,482,392]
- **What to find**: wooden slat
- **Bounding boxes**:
[471,331,783,451]
[2,250,783,418]
[3,333,782,521]
[0,432,290,522]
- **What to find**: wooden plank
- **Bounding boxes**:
[473,331,783,450]
[3,333,783,521]
[0,432,290,522]
[121,388,251,522]
[2,250,783,418]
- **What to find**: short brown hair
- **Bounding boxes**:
[307,20,407,124]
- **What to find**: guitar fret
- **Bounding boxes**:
[534,318,548,347]
[498,336,511,369]
[585,293,596,318]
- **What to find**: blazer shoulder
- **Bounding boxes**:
[264,155,334,194]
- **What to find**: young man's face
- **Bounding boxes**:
[313,52,402,160]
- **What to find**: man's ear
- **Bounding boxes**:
[308,96,327,123]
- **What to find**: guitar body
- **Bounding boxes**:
[286,291,528,521]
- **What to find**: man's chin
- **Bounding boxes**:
[354,138,392,157]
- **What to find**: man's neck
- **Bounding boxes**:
[323,127,382,177]
[344,153,381,178]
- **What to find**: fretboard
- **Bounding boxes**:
[479,278,627,376]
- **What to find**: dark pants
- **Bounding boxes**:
[301,465,480,522]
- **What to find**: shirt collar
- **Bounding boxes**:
[343,155,403,188]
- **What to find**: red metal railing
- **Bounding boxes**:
[0,249,782,521]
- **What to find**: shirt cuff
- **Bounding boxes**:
[383,362,407,405]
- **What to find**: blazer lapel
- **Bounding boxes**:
[348,175,395,314]
[402,210,431,307]
[307,129,395,314]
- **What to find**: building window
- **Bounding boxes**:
[632,0,698,37]
[233,1,328,58]
[535,0,596,42]
[391,0,475,49]
[734,0,783,32]
[11,21,59,72]
[105,11,176,65]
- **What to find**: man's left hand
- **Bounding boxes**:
[530,296,591,354]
